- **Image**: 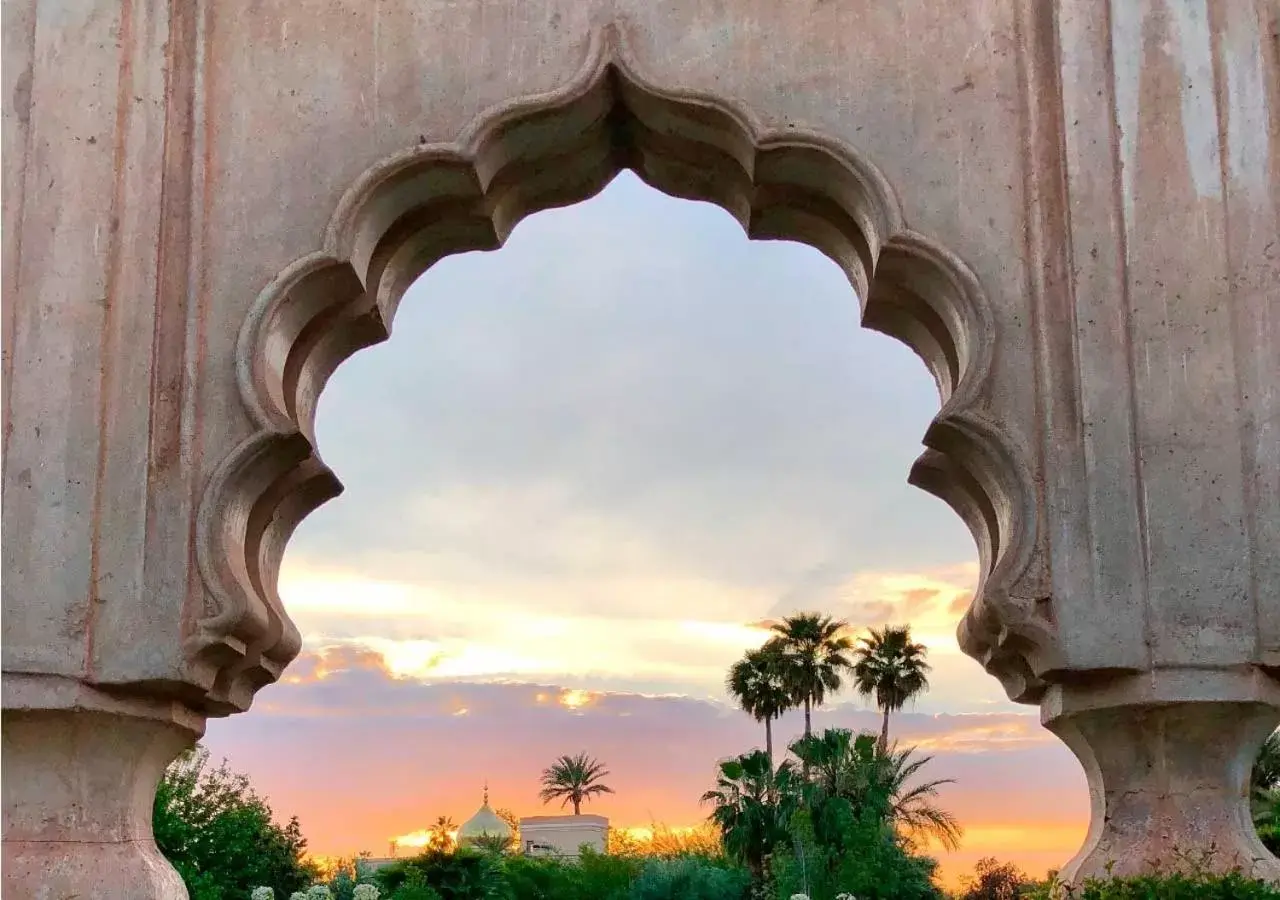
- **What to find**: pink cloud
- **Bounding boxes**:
[204,659,1086,886]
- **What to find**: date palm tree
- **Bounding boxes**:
[727,645,793,765]
[852,624,931,752]
[538,752,614,815]
[767,613,855,738]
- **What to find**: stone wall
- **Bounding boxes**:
[3,1,1277,896]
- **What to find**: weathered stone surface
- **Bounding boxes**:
[1045,673,1280,882]
[1,690,202,899]
[2,0,1276,895]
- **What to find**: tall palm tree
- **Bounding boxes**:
[700,749,796,883]
[767,613,855,738]
[727,645,793,765]
[852,625,931,751]
[538,752,614,815]
[788,728,962,851]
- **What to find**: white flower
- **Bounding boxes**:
[306,888,333,900]
[289,894,308,900]
[836,894,858,900]
[353,886,381,900]
[251,890,274,900]
[790,894,811,900]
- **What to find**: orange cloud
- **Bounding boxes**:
[276,560,992,707]
[209,671,1086,893]
[281,644,396,685]
[905,717,1054,753]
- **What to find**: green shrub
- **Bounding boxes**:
[501,854,579,900]
[382,869,444,900]
[1028,871,1280,900]
[769,807,941,900]
[499,850,739,900]
[956,857,1033,899]
[627,856,751,900]
[1259,824,1280,858]
[375,849,506,900]
[574,848,647,900]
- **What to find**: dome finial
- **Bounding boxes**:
[457,785,511,844]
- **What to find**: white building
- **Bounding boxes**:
[518,814,608,859]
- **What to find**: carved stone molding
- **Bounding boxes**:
[192,24,1050,715]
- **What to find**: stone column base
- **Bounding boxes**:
[1043,671,1280,884]
[2,686,202,900]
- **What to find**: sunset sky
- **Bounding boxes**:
[202,172,1088,887]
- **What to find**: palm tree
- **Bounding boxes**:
[538,752,614,815]
[470,832,514,854]
[852,625,931,751]
[767,613,855,738]
[788,728,962,851]
[727,645,793,765]
[700,749,796,882]
[877,740,963,851]
[428,815,457,853]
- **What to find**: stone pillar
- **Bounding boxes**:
[1044,673,1280,882]
[3,2,210,895]
[1,680,202,899]
[955,0,1280,884]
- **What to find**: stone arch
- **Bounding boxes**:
[191,26,1047,717]
[9,5,1280,895]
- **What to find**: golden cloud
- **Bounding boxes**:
[276,559,991,703]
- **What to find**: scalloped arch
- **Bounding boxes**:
[192,25,1050,715]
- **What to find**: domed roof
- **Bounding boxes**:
[457,786,512,842]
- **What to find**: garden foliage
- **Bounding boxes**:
[369,848,745,900]
[152,700,1280,900]
[1032,871,1280,900]
[956,857,1032,900]
[153,746,317,900]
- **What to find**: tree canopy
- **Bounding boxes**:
[766,613,855,738]
[154,745,318,900]
[726,645,793,764]
[852,625,931,751]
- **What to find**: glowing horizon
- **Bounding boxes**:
[204,172,1088,892]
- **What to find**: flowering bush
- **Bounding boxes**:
[790,895,810,900]
[288,894,307,900]
[251,890,274,900]
[306,888,333,900]
[352,885,381,900]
